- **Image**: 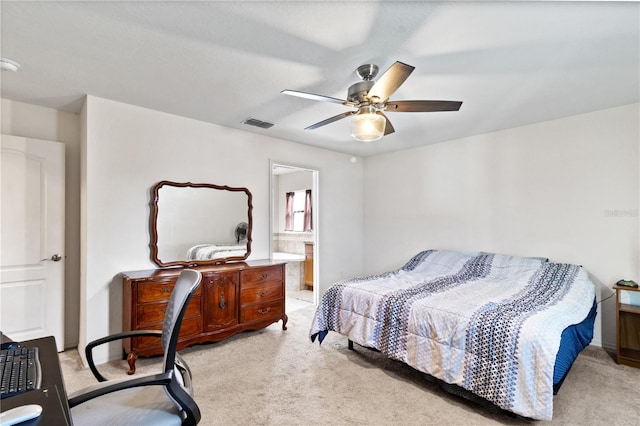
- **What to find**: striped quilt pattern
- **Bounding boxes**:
[309,250,595,420]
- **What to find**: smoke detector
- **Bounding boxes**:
[0,58,20,72]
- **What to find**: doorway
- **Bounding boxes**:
[1,134,65,350]
[270,163,318,312]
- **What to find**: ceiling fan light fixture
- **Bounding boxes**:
[351,106,385,142]
[282,61,462,142]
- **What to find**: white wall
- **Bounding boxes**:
[363,103,640,349]
[4,94,635,357]
[81,95,364,363]
[1,98,82,349]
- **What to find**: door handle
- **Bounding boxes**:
[41,254,62,262]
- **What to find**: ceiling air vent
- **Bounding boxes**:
[242,117,274,129]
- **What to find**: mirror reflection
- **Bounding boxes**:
[150,181,252,267]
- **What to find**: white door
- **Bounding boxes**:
[0,134,65,351]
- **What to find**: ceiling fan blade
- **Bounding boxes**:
[305,111,356,130]
[367,61,415,103]
[281,89,348,105]
[386,100,463,112]
[377,111,395,136]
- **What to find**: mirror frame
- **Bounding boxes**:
[149,180,253,267]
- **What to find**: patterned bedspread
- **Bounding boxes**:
[309,250,596,420]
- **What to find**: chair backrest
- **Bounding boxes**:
[161,269,202,374]
[159,269,202,424]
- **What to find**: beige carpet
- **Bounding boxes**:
[60,304,640,425]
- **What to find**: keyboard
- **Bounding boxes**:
[0,346,42,399]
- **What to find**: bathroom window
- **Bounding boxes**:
[285,189,312,232]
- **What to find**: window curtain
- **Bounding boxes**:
[285,192,294,231]
[303,189,312,232]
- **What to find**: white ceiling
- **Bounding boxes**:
[1,1,638,157]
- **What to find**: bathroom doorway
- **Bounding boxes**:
[270,162,318,312]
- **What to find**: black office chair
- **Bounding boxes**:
[68,269,202,425]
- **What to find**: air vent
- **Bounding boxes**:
[242,117,274,129]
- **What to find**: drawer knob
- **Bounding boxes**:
[258,290,270,298]
[259,273,268,280]
[163,286,171,293]
[257,307,271,315]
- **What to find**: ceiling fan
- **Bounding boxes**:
[282,61,462,142]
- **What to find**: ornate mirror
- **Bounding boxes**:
[150,181,253,267]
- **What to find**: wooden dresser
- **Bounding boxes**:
[122,260,287,374]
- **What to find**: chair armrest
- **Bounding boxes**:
[86,330,163,382]
[167,379,201,426]
[68,372,171,408]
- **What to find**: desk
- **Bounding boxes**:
[0,336,71,425]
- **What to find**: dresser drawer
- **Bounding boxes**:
[137,280,202,304]
[136,295,201,326]
[240,299,283,323]
[240,280,282,305]
[135,316,203,348]
[240,266,283,287]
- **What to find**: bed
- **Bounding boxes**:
[186,222,249,261]
[186,243,246,260]
[309,249,597,420]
